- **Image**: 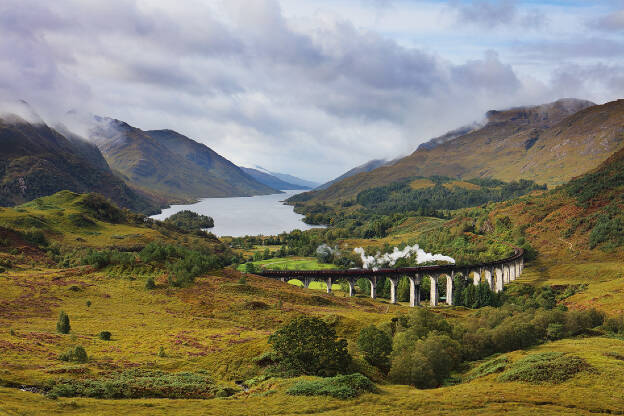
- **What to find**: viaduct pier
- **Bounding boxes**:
[258,249,524,307]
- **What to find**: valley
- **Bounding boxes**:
[2,2,624,413]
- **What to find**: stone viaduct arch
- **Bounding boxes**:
[259,249,524,308]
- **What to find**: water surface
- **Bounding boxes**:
[151,190,320,237]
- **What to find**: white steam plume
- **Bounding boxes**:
[354,244,455,270]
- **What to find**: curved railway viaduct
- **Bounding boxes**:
[258,249,524,307]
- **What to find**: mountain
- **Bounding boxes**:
[0,114,160,214]
[240,167,303,190]
[89,120,277,202]
[416,123,480,151]
[290,98,619,204]
[254,167,319,189]
[316,159,391,191]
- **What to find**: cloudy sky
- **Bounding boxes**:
[1,0,623,182]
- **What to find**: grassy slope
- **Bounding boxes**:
[0,191,162,250]
[296,99,624,204]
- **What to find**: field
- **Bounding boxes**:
[1,262,623,416]
[237,257,337,272]
[2,192,624,415]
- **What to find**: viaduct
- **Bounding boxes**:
[258,249,524,307]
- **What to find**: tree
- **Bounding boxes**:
[164,210,214,232]
[357,326,392,371]
[388,350,436,388]
[245,262,257,274]
[356,278,370,296]
[268,316,351,377]
[397,277,410,302]
[57,311,70,334]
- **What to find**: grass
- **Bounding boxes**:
[443,180,482,191]
[409,178,435,190]
[238,257,337,272]
[237,258,344,291]
[0,266,398,390]
[2,337,624,415]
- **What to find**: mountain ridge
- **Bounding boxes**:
[0,114,160,214]
[240,167,303,190]
[290,98,620,204]
[90,119,278,203]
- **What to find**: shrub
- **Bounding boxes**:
[465,356,509,381]
[604,316,624,334]
[98,331,111,341]
[56,311,70,334]
[145,277,156,290]
[531,308,566,339]
[498,352,593,384]
[47,369,228,399]
[546,323,565,340]
[287,373,376,399]
[253,351,277,367]
[67,213,95,227]
[268,316,351,377]
[22,228,48,246]
[357,326,393,371]
[565,308,605,336]
[86,300,91,308]
[59,346,88,363]
[75,193,125,223]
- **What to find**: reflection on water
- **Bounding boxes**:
[150,190,321,237]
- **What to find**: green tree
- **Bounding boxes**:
[397,277,410,302]
[245,262,257,274]
[57,311,70,334]
[356,278,370,296]
[268,316,351,377]
[388,350,436,388]
[357,326,392,371]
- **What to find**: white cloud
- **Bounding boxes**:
[0,0,622,182]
